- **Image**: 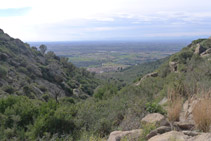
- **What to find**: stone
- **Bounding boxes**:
[194,44,206,55]
[201,48,211,57]
[107,129,143,141]
[169,61,178,72]
[146,126,171,139]
[148,131,190,141]
[174,122,195,130]
[189,133,211,141]
[179,98,198,124]
[141,113,168,126]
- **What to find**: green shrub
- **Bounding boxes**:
[139,123,156,141]
[3,85,15,94]
[0,65,8,78]
[145,102,166,115]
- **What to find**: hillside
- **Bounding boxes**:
[0,29,99,99]
[0,29,211,140]
[98,57,168,84]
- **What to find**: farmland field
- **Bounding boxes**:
[29,40,190,74]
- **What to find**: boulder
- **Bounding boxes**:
[169,61,178,72]
[141,113,168,126]
[107,129,143,141]
[179,98,198,124]
[189,133,211,141]
[194,44,206,55]
[148,131,190,141]
[174,122,195,130]
[201,48,211,57]
[146,126,171,139]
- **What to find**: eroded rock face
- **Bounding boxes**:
[148,131,190,141]
[179,98,198,125]
[141,113,168,126]
[194,44,206,55]
[107,129,143,141]
[169,61,178,72]
[201,48,211,58]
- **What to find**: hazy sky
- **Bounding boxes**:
[0,0,211,41]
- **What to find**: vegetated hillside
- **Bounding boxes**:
[0,29,99,99]
[0,28,211,141]
[98,57,168,84]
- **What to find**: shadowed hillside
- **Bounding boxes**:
[0,29,99,99]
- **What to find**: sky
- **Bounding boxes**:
[0,0,211,41]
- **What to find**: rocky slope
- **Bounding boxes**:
[107,37,211,140]
[0,29,99,99]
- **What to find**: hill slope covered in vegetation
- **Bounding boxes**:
[0,29,211,140]
[0,29,99,100]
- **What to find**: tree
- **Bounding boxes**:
[39,44,47,55]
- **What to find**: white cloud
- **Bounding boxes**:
[0,0,211,41]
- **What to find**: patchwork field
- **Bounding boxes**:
[30,40,190,74]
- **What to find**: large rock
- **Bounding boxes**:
[141,113,168,126]
[148,131,190,141]
[201,48,211,57]
[107,129,143,141]
[146,126,171,139]
[169,61,178,72]
[179,98,198,124]
[189,133,211,141]
[194,44,206,55]
[174,122,195,130]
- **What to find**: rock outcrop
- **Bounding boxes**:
[141,113,169,126]
[107,129,143,141]
[169,61,178,72]
[0,28,99,99]
[194,44,206,55]
[201,48,211,58]
[148,131,190,141]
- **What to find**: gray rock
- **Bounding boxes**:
[169,61,178,72]
[194,44,206,55]
[107,129,143,141]
[141,113,168,126]
[148,131,190,141]
[146,126,171,139]
[174,122,195,130]
[201,48,211,57]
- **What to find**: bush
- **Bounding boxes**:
[139,123,156,141]
[145,102,166,115]
[3,85,15,94]
[0,65,8,78]
[193,95,211,132]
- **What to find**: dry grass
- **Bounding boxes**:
[167,87,183,122]
[192,93,211,132]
